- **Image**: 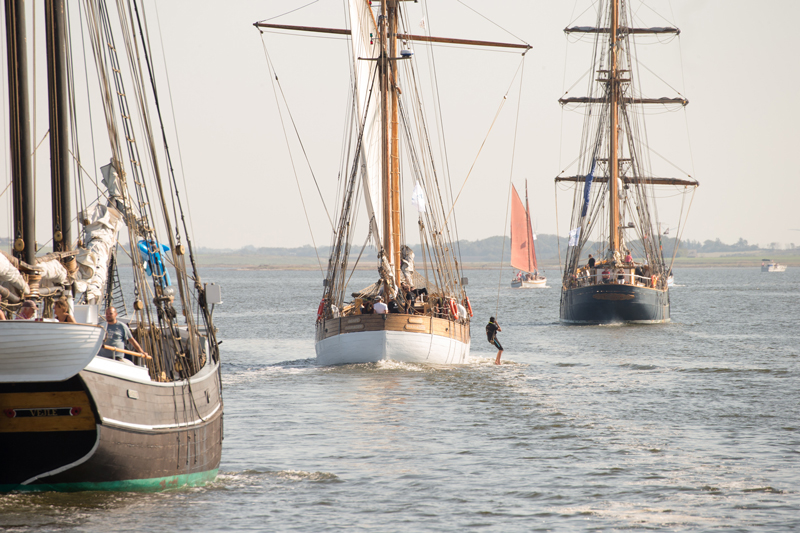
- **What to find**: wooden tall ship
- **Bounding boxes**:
[556,0,698,324]
[1,0,222,491]
[256,1,528,364]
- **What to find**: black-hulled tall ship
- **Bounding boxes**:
[556,0,698,324]
[1,0,222,491]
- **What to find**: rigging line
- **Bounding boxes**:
[441,67,518,228]
[555,182,563,276]
[260,33,323,273]
[152,1,196,245]
[455,0,530,47]
[495,57,526,319]
[256,0,321,23]
[259,33,335,231]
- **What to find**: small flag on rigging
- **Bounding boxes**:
[411,181,427,213]
[569,227,581,247]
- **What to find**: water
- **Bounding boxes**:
[2,267,798,531]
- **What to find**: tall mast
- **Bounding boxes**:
[379,0,392,290]
[524,179,534,272]
[608,0,621,254]
[45,0,71,253]
[5,0,35,265]
[389,0,401,286]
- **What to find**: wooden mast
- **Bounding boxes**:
[5,0,35,266]
[379,0,393,296]
[389,1,402,287]
[608,0,621,254]
[45,0,71,254]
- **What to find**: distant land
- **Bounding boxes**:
[190,235,800,270]
[2,235,797,270]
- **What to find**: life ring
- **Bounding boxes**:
[316,299,325,322]
[651,275,657,288]
[464,297,473,318]
[448,298,458,318]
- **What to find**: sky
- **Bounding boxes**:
[2,0,799,251]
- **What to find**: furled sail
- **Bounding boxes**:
[348,0,383,247]
[74,204,125,302]
[510,186,536,273]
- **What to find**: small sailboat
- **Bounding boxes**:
[510,181,546,288]
[761,260,787,272]
[555,0,698,324]
[1,1,222,491]
[256,1,528,364]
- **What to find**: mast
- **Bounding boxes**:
[5,0,35,266]
[608,0,620,254]
[389,0,401,286]
[524,180,535,272]
[45,0,71,253]
[379,1,390,292]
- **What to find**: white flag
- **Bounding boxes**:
[411,181,427,213]
[568,227,581,247]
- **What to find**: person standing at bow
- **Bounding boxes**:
[486,317,503,365]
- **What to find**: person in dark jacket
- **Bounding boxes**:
[486,317,503,365]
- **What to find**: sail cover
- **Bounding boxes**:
[510,186,536,272]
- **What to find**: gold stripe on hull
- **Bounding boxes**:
[0,391,96,433]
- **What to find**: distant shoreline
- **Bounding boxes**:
[196,256,800,271]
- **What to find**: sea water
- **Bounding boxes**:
[1,267,798,532]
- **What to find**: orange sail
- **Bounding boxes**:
[510,185,537,272]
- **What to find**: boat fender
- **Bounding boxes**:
[464,297,473,318]
[317,299,326,322]
[448,298,458,319]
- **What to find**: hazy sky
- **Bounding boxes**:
[2,1,799,251]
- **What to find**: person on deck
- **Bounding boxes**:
[372,296,388,314]
[15,300,37,320]
[486,317,503,365]
[54,298,77,323]
[624,251,633,263]
[602,268,611,283]
[0,294,6,320]
[587,254,596,268]
[101,306,147,362]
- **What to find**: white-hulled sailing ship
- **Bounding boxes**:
[555,0,698,324]
[510,180,546,289]
[256,1,528,365]
[1,0,222,491]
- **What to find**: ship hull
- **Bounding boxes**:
[761,264,786,272]
[316,314,470,365]
[511,278,547,289]
[0,358,223,492]
[560,283,670,324]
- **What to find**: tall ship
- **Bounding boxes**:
[555,0,698,324]
[1,0,222,491]
[256,1,528,365]
[510,180,546,289]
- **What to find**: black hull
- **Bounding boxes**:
[1,362,223,492]
[560,284,670,324]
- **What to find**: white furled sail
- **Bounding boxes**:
[0,253,30,296]
[74,204,125,302]
[348,0,383,247]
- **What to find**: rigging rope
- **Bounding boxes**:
[259,32,324,273]
[495,57,526,319]
[442,57,526,228]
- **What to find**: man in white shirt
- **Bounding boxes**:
[372,296,388,314]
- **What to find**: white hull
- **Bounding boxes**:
[0,321,104,382]
[762,264,786,272]
[316,329,470,366]
[511,278,547,289]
